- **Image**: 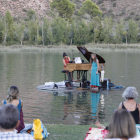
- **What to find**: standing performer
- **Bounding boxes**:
[90,53,100,89]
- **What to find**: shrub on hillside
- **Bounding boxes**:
[23,9,27,12]
[135,15,140,21]
[97,0,103,5]
[101,7,106,11]
[125,16,132,21]
[113,3,116,7]
[130,12,134,15]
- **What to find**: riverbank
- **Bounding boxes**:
[0,44,140,52]
[44,124,96,140]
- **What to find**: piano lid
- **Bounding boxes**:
[77,46,105,63]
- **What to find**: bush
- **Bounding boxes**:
[130,12,134,15]
[74,10,79,15]
[23,9,27,12]
[27,9,35,19]
[113,3,116,7]
[108,9,113,13]
[125,16,131,21]
[101,7,106,11]
[97,0,103,5]
[24,17,30,21]
[119,11,125,16]
[13,17,18,22]
[76,4,81,9]
[135,15,140,21]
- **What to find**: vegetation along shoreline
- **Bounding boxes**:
[0,44,140,52]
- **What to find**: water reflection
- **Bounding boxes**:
[50,91,105,125]
[0,51,140,124]
[91,91,100,119]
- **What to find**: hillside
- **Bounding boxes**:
[0,0,139,22]
[93,0,140,21]
[0,0,50,18]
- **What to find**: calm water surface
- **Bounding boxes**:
[0,50,140,125]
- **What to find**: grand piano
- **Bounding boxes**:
[63,46,105,88]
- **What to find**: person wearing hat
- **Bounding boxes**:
[63,52,70,67]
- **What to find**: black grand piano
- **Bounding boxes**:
[63,46,105,88]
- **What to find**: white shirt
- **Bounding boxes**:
[0,131,35,140]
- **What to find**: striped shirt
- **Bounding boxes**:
[0,131,35,140]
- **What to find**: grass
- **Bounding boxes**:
[44,124,96,140]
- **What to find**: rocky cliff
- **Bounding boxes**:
[0,0,50,18]
[93,0,140,21]
[0,0,139,22]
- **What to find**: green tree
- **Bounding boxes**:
[128,19,139,43]
[74,20,89,45]
[89,16,102,43]
[27,20,37,43]
[42,18,50,45]
[50,0,75,21]
[15,21,25,45]
[67,20,76,45]
[123,31,127,44]
[5,10,14,42]
[114,18,124,43]
[47,27,54,45]
[0,17,4,43]
[27,9,35,20]
[79,0,102,19]
[101,16,113,43]
[51,17,67,44]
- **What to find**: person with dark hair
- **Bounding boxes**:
[105,109,140,140]
[0,104,34,140]
[63,52,70,67]
[90,53,100,89]
[1,86,25,132]
[96,87,140,129]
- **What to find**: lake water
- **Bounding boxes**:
[0,49,140,125]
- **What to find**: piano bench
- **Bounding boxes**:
[61,70,67,73]
[61,70,67,81]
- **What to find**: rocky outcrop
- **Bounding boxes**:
[0,0,50,18]
[93,0,140,21]
[0,0,140,22]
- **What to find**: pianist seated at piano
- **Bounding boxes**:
[90,53,100,89]
[63,52,70,68]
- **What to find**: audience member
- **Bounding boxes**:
[1,86,25,132]
[105,109,140,140]
[0,104,34,140]
[96,87,140,129]
[118,87,140,124]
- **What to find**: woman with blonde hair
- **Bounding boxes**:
[1,86,25,132]
[105,109,140,140]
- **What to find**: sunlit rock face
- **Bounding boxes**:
[0,0,51,18]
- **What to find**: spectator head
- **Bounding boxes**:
[122,87,138,100]
[7,86,19,102]
[0,104,19,129]
[107,109,136,139]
